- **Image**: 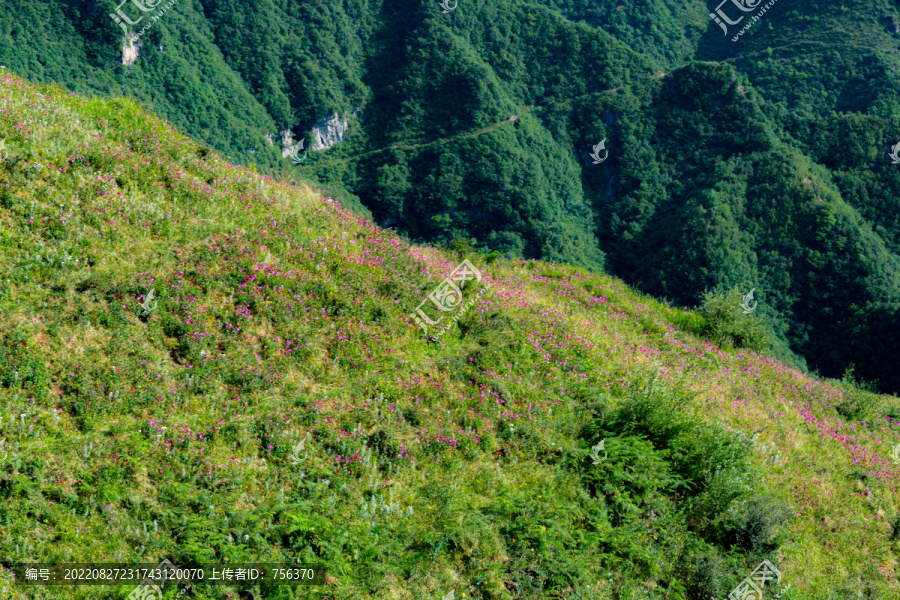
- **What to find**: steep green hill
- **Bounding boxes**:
[4,0,900,392]
[2,68,900,600]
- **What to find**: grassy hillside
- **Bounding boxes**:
[2,69,900,599]
[5,0,900,394]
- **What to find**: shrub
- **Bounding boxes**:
[728,494,789,554]
[688,553,731,599]
[580,370,784,579]
[833,365,879,421]
[582,435,684,527]
[597,372,698,448]
[699,287,770,352]
[449,236,479,259]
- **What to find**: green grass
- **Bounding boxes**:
[0,70,898,600]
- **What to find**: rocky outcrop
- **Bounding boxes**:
[310,108,361,151]
[122,36,141,66]
[311,113,348,151]
[267,109,361,157]
[279,128,296,157]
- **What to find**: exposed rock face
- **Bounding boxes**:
[267,109,360,158]
[122,36,141,66]
[310,109,360,151]
[311,113,348,151]
[279,128,296,158]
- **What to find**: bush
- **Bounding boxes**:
[699,287,770,352]
[595,372,698,449]
[688,553,731,599]
[833,365,879,421]
[582,434,684,527]
[449,236,479,260]
[579,371,784,579]
[728,494,789,554]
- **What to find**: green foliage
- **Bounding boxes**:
[722,494,789,555]
[699,287,770,352]
[578,373,787,594]
[832,365,881,422]
[4,8,900,597]
[369,427,400,458]
[0,332,48,401]
[4,0,900,393]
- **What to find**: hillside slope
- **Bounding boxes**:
[2,69,900,600]
[6,0,900,396]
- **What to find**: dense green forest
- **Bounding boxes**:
[1,0,900,393]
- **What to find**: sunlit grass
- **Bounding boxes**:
[0,69,898,600]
